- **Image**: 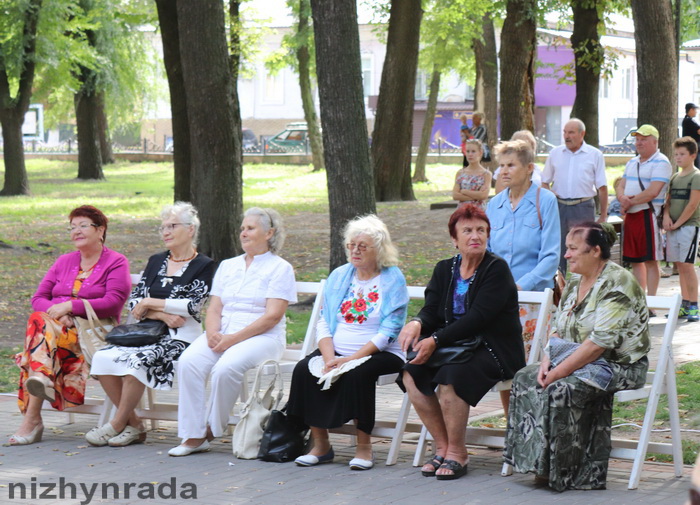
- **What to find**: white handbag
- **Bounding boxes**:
[231,360,283,459]
[73,299,115,366]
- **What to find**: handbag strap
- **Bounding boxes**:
[81,299,105,333]
[636,161,658,216]
[247,359,284,411]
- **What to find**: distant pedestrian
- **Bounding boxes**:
[453,139,491,210]
[662,137,700,322]
[681,103,700,168]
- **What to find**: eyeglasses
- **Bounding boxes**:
[346,242,373,252]
[158,223,190,234]
[67,223,98,232]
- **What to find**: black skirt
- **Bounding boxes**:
[286,349,404,434]
[399,344,502,407]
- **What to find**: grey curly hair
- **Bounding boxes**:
[343,214,399,269]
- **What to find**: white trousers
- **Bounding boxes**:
[176,333,284,439]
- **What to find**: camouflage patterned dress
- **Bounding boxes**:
[503,262,650,491]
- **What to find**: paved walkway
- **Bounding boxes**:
[0,274,697,505]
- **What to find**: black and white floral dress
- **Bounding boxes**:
[90,251,215,389]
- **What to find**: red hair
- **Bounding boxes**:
[69,205,108,243]
[448,204,490,239]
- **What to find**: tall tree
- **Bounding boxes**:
[228,0,244,173]
[96,92,115,164]
[265,0,324,171]
[295,0,324,172]
[472,12,498,161]
[413,0,491,182]
[499,0,537,140]
[310,0,376,271]
[631,0,678,159]
[0,0,43,196]
[570,0,604,147]
[155,0,192,202]
[413,66,441,183]
[371,0,422,201]
[73,0,104,180]
[176,0,242,261]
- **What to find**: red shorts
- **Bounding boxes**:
[623,209,662,262]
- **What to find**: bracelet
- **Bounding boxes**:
[409,317,422,325]
[431,333,438,346]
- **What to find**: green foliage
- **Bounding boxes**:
[680,0,700,43]
[264,0,316,77]
[229,1,272,80]
[31,0,161,131]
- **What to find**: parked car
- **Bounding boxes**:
[266,122,308,153]
[601,128,637,154]
[242,128,260,152]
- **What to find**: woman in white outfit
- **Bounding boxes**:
[169,207,297,457]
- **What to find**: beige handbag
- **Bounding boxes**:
[232,360,283,459]
[73,299,116,365]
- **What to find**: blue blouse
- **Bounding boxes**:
[486,184,561,291]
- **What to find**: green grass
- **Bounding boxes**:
[0,346,21,393]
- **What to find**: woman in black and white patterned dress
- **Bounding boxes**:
[86,202,215,447]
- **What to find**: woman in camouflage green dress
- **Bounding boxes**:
[503,222,650,491]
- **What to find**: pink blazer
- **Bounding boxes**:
[32,246,131,320]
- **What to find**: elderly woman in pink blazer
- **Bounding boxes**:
[9,205,131,446]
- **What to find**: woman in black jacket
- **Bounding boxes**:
[399,204,525,480]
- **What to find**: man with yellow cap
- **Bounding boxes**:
[616,124,672,303]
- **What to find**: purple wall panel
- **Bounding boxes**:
[535,45,576,107]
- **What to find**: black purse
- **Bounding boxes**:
[257,407,309,462]
[406,335,483,368]
[105,319,169,347]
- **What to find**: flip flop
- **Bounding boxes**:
[435,459,468,481]
[421,455,445,477]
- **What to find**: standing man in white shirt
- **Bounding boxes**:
[542,118,608,273]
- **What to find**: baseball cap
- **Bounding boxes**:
[631,124,659,139]
[686,103,698,113]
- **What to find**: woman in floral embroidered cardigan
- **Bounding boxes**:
[286,215,409,471]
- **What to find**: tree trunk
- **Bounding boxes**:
[310,0,376,271]
[631,0,678,159]
[229,0,244,169]
[176,0,242,262]
[74,77,104,180]
[473,12,498,156]
[155,0,192,203]
[371,0,421,202]
[413,67,441,183]
[96,91,115,164]
[570,0,603,147]
[0,114,30,195]
[297,0,324,172]
[499,0,536,140]
[0,0,42,196]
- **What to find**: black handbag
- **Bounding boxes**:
[257,407,309,462]
[105,319,169,347]
[406,335,483,368]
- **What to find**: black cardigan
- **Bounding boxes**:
[416,251,526,380]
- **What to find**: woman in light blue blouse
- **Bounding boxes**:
[486,139,560,411]
[286,215,408,471]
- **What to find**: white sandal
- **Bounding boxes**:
[85,423,119,446]
[108,426,147,447]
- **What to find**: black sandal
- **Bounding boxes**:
[435,459,468,480]
[421,455,445,477]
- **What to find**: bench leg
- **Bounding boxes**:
[385,393,412,466]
